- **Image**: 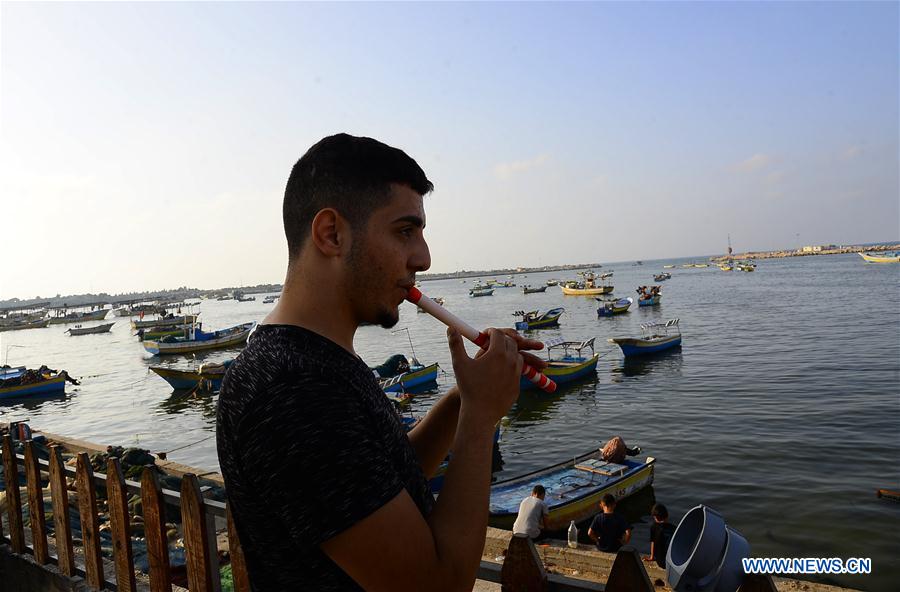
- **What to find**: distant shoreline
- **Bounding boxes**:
[3,243,897,311]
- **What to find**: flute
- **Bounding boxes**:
[406,287,557,393]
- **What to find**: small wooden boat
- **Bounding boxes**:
[0,367,75,399]
[597,297,633,317]
[0,318,51,332]
[545,279,560,287]
[859,252,900,263]
[380,362,440,393]
[489,448,656,530]
[662,265,676,269]
[609,319,682,357]
[132,314,199,330]
[49,308,110,325]
[653,272,671,282]
[514,308,564,330]
[522,285,547,294]
[66,322,114,336]
[561,272,613,296]
[469,287,495,297]
[263,295,280,304]
[150,360,233,391]
[136,323,198,341]
[636,286,662,307]
[521,338,599,390]
[876,489,900,503]
[143,322,255,355]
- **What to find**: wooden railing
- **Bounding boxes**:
[1,435,250,591]
[2,433,777,591]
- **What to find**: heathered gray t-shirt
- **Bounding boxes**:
[216,324,434,591]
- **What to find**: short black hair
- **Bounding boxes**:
[601,494,616,507]
[651,503,668,519]
[283,133,434,259]
[532,485,546,496]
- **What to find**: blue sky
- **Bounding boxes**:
[1,2,897,299]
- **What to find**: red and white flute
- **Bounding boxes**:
[406,287,557,393]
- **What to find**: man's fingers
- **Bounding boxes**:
[446,327,469,362]
[521,351,548,370]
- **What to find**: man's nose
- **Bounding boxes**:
[411,238,431,272]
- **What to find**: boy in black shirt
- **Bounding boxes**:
[588,494,633,552]
[644,503,676,568]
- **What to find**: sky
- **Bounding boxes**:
[1,1,897,300]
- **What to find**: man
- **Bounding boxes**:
[587,494,632,553]
[512,484,549,541]
[216,133,546,591]
[643,503,676,568]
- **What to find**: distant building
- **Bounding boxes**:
[801,245,823,253]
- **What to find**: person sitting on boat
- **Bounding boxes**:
[512,485,549,542]
[588,494,633,553]
[216,134,546,592]
[642,503,676,569]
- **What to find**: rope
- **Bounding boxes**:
[159,433,216,455]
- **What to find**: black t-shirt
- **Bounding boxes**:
[650,521,676,568]
[589,511,631,552]
[216,325,434,591]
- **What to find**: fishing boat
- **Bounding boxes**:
[0,318,51,332]
[131,314,199,330]
[545,279,560,287]
[66,322,115,336]
[263,295,280,304]
[0,366,76,399]
[522,285,547,294]
[653,272,671,282]
[142,322,255,355]
[136,323,198,341]
[662,265,676,269]
[489,447,656,530]
[417,297,444,312]
[514,308,564,330]
[636,286,662,307]
[380,362,440,393]
[735,261,756,272]
[521,338,599,390]
[150,360,233,391]
[469,287,494,297]
[48,308,110,325]
[596,297,633,317]
[560,272,613,296]
[859,252,900,263]
[609,319,682,357]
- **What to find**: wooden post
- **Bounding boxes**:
[226,505,251,592]
[739,573,779,592]
[182,474,214,592]
[75,452,104,590]
[49,445,76,577]
[24,440,50,564]
[1,434,26,553]
[501,533,548,592]
[107,457,137,592]
[605,546,654,592]
[141,467,172,592]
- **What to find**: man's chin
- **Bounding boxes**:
[375,310,400,329]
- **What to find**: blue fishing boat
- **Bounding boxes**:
[149,360,233,391]
[380,362,440,393]
[636,285,662,307]
[597,297,633,317]
[142,322,255,355]
[609,319,682,357]
[0,366,75,399]
[514,307,565,330]
[489,447,656,530]
[521,338,598,390]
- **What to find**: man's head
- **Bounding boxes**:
[601,494,616,512]
[532,485,546,500]
[651,503,668,523]
[283,134,433,328]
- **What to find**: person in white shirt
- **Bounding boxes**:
[512,485,549,540]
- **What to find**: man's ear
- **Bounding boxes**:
[310,208,349,257]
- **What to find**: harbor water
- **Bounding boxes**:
[1,253,898,590]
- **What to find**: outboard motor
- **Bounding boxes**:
[666,505,750,592]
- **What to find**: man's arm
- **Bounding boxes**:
[587,527,598,544]
[322,328,524,591]
[406,386,460,478]
[622,526,633,545]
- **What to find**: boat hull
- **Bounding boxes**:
[67,322,115,336]
[131,315,199,329]
[597,298,632,317]
[489,452,656,531]
[520,354,599,390]
[49,309,110,325]
[143,323,254,355]
[0,319,51,332]
[561,286,613,296]
[150,366,225,390]
[859,252,900,263]
[610,335,681,356]
[0,375,66,399]
[638,295,661,307]
[382,363,439,393]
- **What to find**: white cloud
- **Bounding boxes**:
[493,154,549,180]
[733,153,772,173]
